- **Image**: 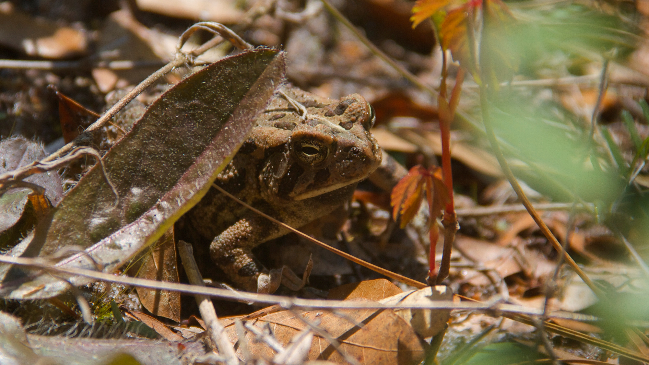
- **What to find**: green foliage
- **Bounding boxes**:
[505,4,638,77]
[453,342,544,365]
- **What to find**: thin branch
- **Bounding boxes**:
[0,254,607,319]
[588,58,609,142]
[455,202,593,216]
[177,241,238,365]
[0,59,165,70]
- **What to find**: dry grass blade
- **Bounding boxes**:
[211,184,427,289]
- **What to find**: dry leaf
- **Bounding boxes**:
[226,304,427,365]
[133,228,181,323]
[56,91,100,144]
[380,285,453,338]
[123,308,183,342]
[327,278,404,301]
[135,0,243,24]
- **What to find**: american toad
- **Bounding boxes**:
[181,87,382,292]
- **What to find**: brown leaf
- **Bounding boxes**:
[123,308,183,342]
[135,0,244,24]
[0,138,62,248]
[226,303,427,365]
[132,228,181,322]
[327,278,404,301]
[370,92,439,126]
[380,285,453,338]
[55,90,100,144]
[391,165,427,228]
[0,137,63,206]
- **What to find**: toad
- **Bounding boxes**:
[181,87,382,293]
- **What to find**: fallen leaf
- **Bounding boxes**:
[370,92,439,126]
[0,138,62,248]
[135,0,244,24]
[123,308,183,342]
[0,310,206,364]
[93,10,177,92]
[327,278,404,301]
[226,303,428,365]
[371,128,418,153]
[132,228,181,323]
[56,91,100,144]
[222,282,452,363]
[422,131,502,177]
[0,137,63,206]
[380,285,453,338]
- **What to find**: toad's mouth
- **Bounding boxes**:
[291,174,372,200]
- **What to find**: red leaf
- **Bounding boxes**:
[411,0,448,28]
[391,165,450,229]
[56,90,100,143]
[440,5,479,77]
[391,165,427,228]
[427,167,450,215]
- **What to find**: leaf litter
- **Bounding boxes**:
[1,1,649,364]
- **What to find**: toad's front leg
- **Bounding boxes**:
[210,213,287,293]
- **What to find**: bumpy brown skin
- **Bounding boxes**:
[182,87,382,292]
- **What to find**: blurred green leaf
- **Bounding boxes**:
[489,92,625,204]
[459,342,544,365]
[484,4,638,78]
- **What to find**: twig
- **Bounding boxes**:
[616,233,649,278]
[177,240,238,365]
[531,316,559,365]
[0,146,119,206]
[179,22,253,56]
[0,59,165,70]
[42,21,252,166]
[455,202,593,217]
[477,3,602,297]
[41,56,188,165]
[479,84,602,297]
[0,255,607,319]
[244,322,286,353]
[588,58,609,142]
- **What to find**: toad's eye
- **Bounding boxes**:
[363,105,376,131]
[294,139,329,166]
